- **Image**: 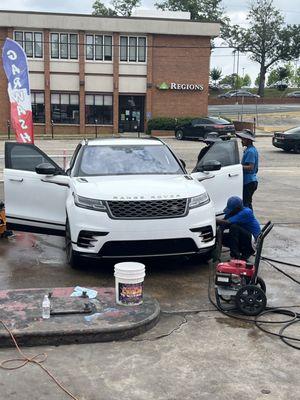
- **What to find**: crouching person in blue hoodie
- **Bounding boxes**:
[216,196,261,261]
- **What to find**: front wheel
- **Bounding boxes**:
[175,130,184,140]
[294,144,300,154]
[66,220,82,269]
[235,285,267,316]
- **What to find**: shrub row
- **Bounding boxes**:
[146,116,232,134]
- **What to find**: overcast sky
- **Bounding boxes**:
[1,0,299,84]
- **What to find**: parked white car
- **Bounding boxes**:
[4,138,242,268]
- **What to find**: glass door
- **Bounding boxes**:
[119,95,145,132]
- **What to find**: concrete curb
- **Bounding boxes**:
[0,287,160,347]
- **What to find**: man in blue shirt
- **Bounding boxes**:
[236,129,258,210]
[217,196,261,260]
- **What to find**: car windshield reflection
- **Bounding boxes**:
[77,145,184,176]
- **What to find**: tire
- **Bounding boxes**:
[235,285,267,316]
[294,144,300,154]
[175,130,184,140]
[256,276,266,293]
[66,219,82,269]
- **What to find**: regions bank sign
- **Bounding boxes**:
[157,82,204,91]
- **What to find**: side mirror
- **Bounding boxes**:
[198,160,221,172]
[180,159,186,169]
[36,163,60,175]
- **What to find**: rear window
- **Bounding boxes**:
[207,117,231,125]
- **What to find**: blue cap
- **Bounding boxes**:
[223,196,243,215]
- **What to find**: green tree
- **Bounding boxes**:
[92,0,117,16]
[210,67,222,85]
[223,0,300,97]
[267,63,294,86]
[220,74,235,87]
[155,0,226,22]
[292,67,300,88]
[93,0,141,17]
[254,74,260,87]
[111,0,141,16]
[267,69,279,86]
[242,74,251,87]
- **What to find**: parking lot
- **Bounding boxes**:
[0,136,300,400]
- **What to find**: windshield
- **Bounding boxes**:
[76,144,184,176]
[285,127,300,134]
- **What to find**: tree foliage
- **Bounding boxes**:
[242,74,251,87]
[222,0,300,96]
[92,1,117,16]
[267,63,294,86]
[210,67,222,84]
[155,0,226,22]
[92,0,141,17]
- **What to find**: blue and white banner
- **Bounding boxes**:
[2,38,34,143]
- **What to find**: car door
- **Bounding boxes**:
[191,139,242,215]
[189,118,205,139]
[4,142,70,236]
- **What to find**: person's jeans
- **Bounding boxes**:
[243,181,258,209]
[222,224,255,259]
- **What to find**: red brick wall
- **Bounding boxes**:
[152,35,210,118]
[113,33,120,134]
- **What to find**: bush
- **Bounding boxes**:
[146,116,196,134]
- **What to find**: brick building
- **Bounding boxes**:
[0,10,219,135]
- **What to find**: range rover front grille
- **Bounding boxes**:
[107,199,188,219]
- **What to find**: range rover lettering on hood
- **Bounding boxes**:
[112,194,182,200]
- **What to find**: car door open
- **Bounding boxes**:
[191,139,243,215]
[4,142,70,235]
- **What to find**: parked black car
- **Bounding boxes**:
[174,117,235,140]
[218,90,260,99]
[272,127,300,153]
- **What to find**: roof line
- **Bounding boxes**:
[0,9,220,24]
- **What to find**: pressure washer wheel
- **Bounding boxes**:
[235,285,267,316]
[256,276,266,293]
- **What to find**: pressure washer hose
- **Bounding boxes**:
[208,255,300,350]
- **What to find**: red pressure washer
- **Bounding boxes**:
[215,221,274,316]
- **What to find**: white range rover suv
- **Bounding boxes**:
[4,137,242,268]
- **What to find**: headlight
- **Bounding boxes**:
[73,193,107,212]
[189,193,210,209]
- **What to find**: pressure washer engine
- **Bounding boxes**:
[215,221,273,316]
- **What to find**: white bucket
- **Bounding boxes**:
[114,262,146,306]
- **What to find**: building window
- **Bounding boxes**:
[85,94,113,125]
[50,33,78,60]
[14,31,43,58]
[120,36,146,62]
[31,92,45,123]
[85,34,112,61]
[51,93,79,124]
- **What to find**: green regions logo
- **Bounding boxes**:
[157,82,170,90]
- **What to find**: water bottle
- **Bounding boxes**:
[42,295,50,319]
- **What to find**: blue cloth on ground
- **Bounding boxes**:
[71,286,98,299]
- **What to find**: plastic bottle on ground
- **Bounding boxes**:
[42,294,50,319]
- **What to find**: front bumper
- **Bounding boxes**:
[272,136,297,150]
[67,201,216,258]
